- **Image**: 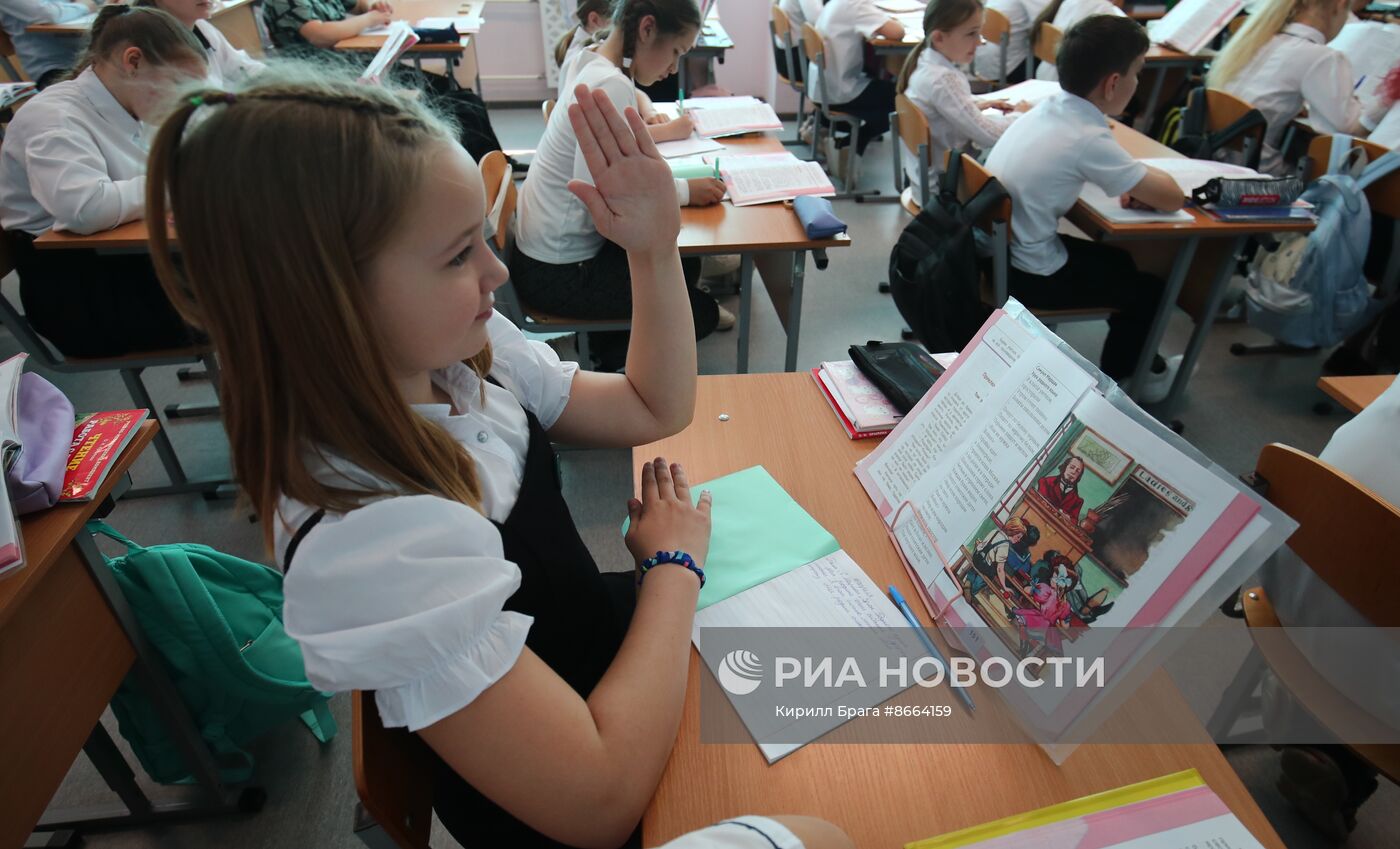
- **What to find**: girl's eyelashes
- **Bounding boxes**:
[448,244,472,268]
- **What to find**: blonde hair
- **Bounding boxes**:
[897,0,984,94]
[69,5,205,79]
[1207,0,1332,88]
[1003,517,1027,537]
[146,67,493,552]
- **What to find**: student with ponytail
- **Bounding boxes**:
[134,0,266,86]
[1030,0,1124,81]
[514,0,728,371]
[145,63,852,849]
[0,5,206,357]
[555,0,612,69]
[1208,0,1385,174]
[896,0,1028,177]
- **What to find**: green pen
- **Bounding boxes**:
[713,158,720,179]
[678,87,685,113]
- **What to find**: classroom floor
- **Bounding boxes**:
[16,110,1395,849]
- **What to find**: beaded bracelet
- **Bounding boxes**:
[637,550,705,588]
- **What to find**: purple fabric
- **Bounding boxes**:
[10,372,74,514]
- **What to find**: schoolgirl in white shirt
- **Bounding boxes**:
[896,0,1029,180]
[1208,0,1386,174]
[975,0,1053,83]
[554,0,612,96]
[0,6,206,358]
[146,62,854,849]
[514,0,726,370]
[807,0,903,153]
[134,0,266,87]
[1031,0,1124,81]
[773,0,824,83]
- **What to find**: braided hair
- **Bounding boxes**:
[609,0,701,74]
[68,5,205,80]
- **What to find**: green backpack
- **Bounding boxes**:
[89,520,336,785]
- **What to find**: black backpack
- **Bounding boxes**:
[1170,87,1268,170]
[888,153,1006,353]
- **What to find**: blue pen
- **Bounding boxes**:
[888,585,976,714]
[1355,75,1367,92]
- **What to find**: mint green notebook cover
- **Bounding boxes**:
[626,465,839,610]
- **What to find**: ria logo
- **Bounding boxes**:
[716,649,764,696]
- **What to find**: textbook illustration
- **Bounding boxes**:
[951,415,1196,661]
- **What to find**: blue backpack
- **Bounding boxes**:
[1244,136,1400,349]
[92,521,336,785]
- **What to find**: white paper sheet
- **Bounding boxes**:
[654,135,727,159]
[974,80,1062,108]
[1079,183,1194,224]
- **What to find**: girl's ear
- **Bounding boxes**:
[637,13,657,46]
[120,46,144,75]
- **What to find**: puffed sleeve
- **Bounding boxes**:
[282,495,534,731]
[654,817,805,849]
[1300,50,1366,136]
[484,311,578,429]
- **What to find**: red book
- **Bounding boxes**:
[61,410,149,502]
[810,368,892,440]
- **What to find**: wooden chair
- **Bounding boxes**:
[351,692,435,849]
[0,30,25,84]
[1032,22,1062,79]
[770,3,808,150]
[479,150,629,367]
[959,154,1117,328]
[1208,444,1399,783]
[890,93,933,216]
[802,23,876,198]
[976,9,1013,87]
[0,236,229,497]
[1305,134,1400,296]
[1194,88,1267,171]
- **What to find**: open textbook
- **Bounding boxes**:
[707,152,835,206]
[1331,21,1400,117]
[359,22,419,85]
[685,98,783,137]
[1147,0,1243,55]
[854,302,1294,758]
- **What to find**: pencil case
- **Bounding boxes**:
[1191,174,1304,208]
[413,25,460,44]
[848,341,945,414]
[794,195,847,239]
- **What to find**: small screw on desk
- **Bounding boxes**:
[718,414,730,422]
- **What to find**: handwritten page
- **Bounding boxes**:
[1148,0,1243,54]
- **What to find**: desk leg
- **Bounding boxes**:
[785,251,808,372]
[1159,235,1247,418]
[736,253,754,374]
[1128,235,1199,403]
[1137,67,1170,133]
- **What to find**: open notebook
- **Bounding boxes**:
[706,152,835,206]
[1147,0,1243,54]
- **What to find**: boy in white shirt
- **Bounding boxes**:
[985,15,1186,399]
[808,0,904,153]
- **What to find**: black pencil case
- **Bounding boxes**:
[848,341,945,414]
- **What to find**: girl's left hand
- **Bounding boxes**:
[986,100,1014,113]
[566,85,681,253]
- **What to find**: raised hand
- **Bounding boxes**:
[566,85,681,254]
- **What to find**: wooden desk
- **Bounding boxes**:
[1061,120,1315,421]
[1318,374,1395,413]
[1,422,251,845]
[681,9,734,92]
[636,373,1285,849]
[676,130,851,373]
[334,0,481,91]
[27,0,263,56]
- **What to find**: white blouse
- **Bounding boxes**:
[905,47,1017,169]
[195,19,265,88]
[1220,23,1383,175]
[0,68,147,236]
[1033,0,1126,81]
[518,57,687,265]
[278,312,579,731]
[1370,101,1400,149]
[976,0,1054,82]
[808,0,894,105]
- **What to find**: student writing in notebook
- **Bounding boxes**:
[896,0,1029,181]
[0,0,96,89]
[146,68,852,849]
[1208,0,1386,174]
[976,0,1052,83]
[808,0,904,154]
[514,0,730,372]
[134,0,266,86]
[0,6,207,357]
[1031,0,1125,81]
[984,15,1186,400]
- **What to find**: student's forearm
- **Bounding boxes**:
[622,248,698,434]
[300,15,380,48]
[585,568,699,832]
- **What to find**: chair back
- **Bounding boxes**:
[1305,135,1400,220]
[542,99,554,124]
[1033,22,1062,70]
[1199,88,1265,158]
[894,93,933,208]
[352,692,435,849]
[1253,443,1400,628]
[771,4,800,89]
[801,23,836,117]
[0,30,23,83]
[956,153,1012,305]
[979,8,1011,84]
[479,150,514,255]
